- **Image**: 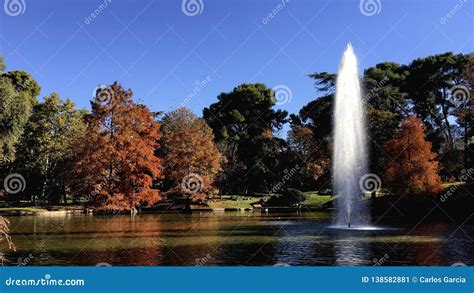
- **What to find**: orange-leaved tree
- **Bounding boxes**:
[160,107,222,204]
[71,82,162,211]
[384,115,442,196]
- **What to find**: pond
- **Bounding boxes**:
[3,211,473,266]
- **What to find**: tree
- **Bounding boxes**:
[12,93,86,205]
[384,115,442,196]
[287,125,328,190]
[0,78,31,164]
[288,73,336,190]
[405,53,469,150]
[1,70,40,105]
[0,58,40,164]
[160,108,222,204]
[203,83,288,194]
[0,56,5,72]
[454,53,473,172]
[71,82,162,211]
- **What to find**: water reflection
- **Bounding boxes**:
[333,231,373,266]
[1,212,472,266]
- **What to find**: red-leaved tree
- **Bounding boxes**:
[384,115,442,196]
[71,82,162,211]
[160,108,222,204]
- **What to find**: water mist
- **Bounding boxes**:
[333,43,369,227]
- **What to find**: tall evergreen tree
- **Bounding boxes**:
[203,83,288,194]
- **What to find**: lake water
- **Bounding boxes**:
[3,211,473,266]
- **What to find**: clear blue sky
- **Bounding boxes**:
[1,0,472,133]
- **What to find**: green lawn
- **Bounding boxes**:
[0,207,49,214]
[207,196,260,209]
[301,192,335,208]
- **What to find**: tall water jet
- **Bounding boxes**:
[333,43,368,227]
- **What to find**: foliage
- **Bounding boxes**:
[203,83,288,194]
[1,70,41,105]
[0,78,32,164]
[70,83,162,211]
[404,53,469,151]
[11,93,86,204]
[160,107,222,202]
[384,116,442,196]
[264,188,308,207]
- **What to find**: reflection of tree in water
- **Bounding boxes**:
[82,215,165,266]
[158,212,227,266]
[212,213,280,266]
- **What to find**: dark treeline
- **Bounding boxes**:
[0,52,472,210]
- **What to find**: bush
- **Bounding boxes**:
[264,188,308,207]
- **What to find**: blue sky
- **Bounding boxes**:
[1,0,472,134]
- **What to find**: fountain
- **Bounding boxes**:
[332,43,370,229]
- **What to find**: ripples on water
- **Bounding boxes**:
[3,212,473,266]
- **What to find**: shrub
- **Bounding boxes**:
[264,188,308,206]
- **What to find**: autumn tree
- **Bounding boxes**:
[71,83,162,211]
[384,115,442,196]
[160,108,222,204]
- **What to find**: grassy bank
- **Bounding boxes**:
[207,196,260,209]
[301,192,335,209]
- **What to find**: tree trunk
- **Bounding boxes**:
[441,92,453,148]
